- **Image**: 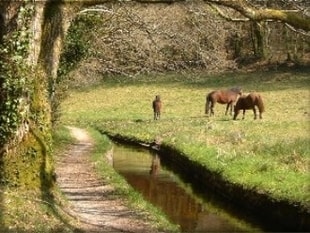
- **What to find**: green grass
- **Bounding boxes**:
[52,125,77,151]
[61,70,310,209]
[0,186,79,233]
[86,127,180,232]
[0,126,81,233]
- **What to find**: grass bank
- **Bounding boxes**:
[0,187,80,233]
[0,127,81,233]
[86,127,180,232]
[60,70,309,217]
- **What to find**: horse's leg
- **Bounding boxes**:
[230,102,234,116]
[211,102,215,116]
[233,110,239,120]
[253,107,257,120]
[242,109,245,120]
[229,103,233,116]
[205,101,209,115]
[225,103,230,115]
[229,102,234,116]
[207,101,214,116]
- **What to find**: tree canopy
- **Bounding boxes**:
[83,0,310,32]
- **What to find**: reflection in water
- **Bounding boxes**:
[112,144,261,232]
[149,154,160,177]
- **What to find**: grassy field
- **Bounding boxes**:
[60,70,310,209]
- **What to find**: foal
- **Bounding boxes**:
[152,95,162,120]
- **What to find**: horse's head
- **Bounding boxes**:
[233,87,242,96]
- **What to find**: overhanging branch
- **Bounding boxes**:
[204,0,310,32]
[79,0,310,32]
[207,3,249,22]
[78,8,114,14]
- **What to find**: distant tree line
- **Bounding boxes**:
[61,0,309,87]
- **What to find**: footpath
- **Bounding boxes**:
[55,126,157,232]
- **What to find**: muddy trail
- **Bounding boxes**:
[55,127,158,233]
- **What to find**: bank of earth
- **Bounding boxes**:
[104,132,310,232]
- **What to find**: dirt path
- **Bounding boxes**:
[55,126,157,233]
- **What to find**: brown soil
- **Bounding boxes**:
[55,126,158,233]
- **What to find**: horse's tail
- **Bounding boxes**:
[257,95,265,113]
[205,94,210,114]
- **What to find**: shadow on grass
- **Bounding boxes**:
[187,69,310,91]
[75,68,310,95]
[30,127,80,233]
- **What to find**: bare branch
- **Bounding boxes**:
[78,8,114,14]
[207,3,249,22]
[285,23,310,37]
[204,0,310,31]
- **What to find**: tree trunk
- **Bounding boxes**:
[251,21,266,59]
[0,1,70,189]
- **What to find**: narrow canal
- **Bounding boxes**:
[112,143,268,232]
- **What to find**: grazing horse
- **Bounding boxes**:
[233,92,265,120]
[205,87,242,116]
[152,95,162,120]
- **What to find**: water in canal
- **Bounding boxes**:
[112,143,264,232]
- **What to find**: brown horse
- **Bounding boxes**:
[205,87,242,116]
[233,92,265,120]
[152,95,162,120]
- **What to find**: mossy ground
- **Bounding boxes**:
[0,126,81,233]
[0,187,80,233]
